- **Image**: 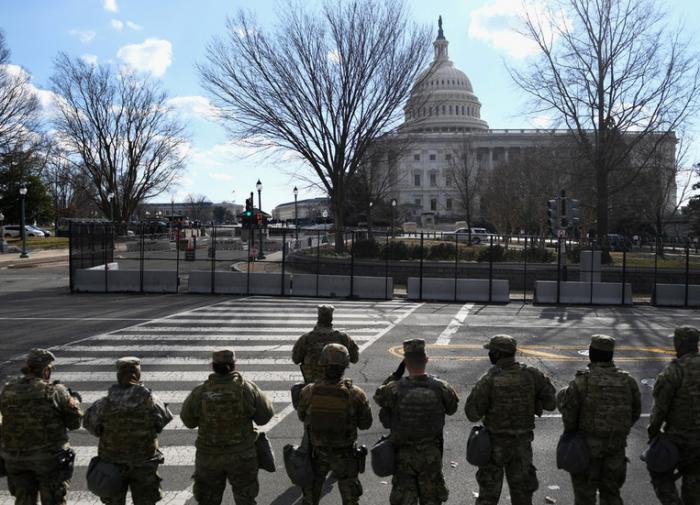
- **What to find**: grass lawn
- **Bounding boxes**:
[610,252,700,269]
[6,236,69,251]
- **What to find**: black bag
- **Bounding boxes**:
[283,429,314,487]
[642,435,680,474]
[466,425,491,466]
[256,432,277,472]
[56,448,76,481]
[370,435,395,477]
[556,431,590,475]
[0,455,6,478]
[291,383,304,410]
[86,456,125,498]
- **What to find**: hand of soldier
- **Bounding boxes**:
[67,388,82,403]
[393,360,406,379]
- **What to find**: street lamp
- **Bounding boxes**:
[107,192,115,241]
[256,179,265,259]
[368,200,374,237]
[19,185,28,258]
[293,186,299,245]
[390,198,397,238]
[0,210,5,253]
[170,197,175,240]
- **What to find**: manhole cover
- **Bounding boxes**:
[641,378,656,388]
[577,349,589,356]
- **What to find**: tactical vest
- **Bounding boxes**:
[301,329,347,383]
[308,381,355,447]
[391,377,445,442]
[0,378,68,452]
[579,367,634,436]
[484,364,536,433]
[198,373,255,448]
[98,384,158,462]
[666,354,700,434]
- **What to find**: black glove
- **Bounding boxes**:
[393,360,406,379]
[67,388,82,403]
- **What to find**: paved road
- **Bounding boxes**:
[1,272,699,503]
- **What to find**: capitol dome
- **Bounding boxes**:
[400,17,489,133]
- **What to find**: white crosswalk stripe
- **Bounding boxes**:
[0,296,421,503]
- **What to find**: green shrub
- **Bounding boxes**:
[477,245,505,262]
[382,240,409,260]
[408,244,425,259]
[427,243,456,260]
[353,238,380,258]
[523,247,556,263]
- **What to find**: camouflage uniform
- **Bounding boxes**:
[374,339,459,505]
[556,335,642,505]
[465,335,556,505]
[297,344,373,505]
[292,305,360,384]
[0,349,83,505]
[180,349,274,505]
[83,357,173,505]
[648,326,700,505]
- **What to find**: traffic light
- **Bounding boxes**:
[568,199,580,229]
[547,199,559,235]
[242,198,254,228]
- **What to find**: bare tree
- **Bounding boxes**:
[50,54,187,228]
[199,0,432,251]
[0,31,41,154]
[449,136,481,240]
[510,0,700,246]
[185,193,212,222]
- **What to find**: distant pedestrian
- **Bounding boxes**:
[0,348,83,505]
[180,349,274,505]
[648,326,700,505]
[465,335,556,505]
[374,338,459,505]
[557,335,641,504]
[83,357,173,505]
[297,343,373,505]
[293,305,359,384]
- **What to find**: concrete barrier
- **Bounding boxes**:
[188,271,291,295]
[406,277,510,303]
[534,281,632,305]
[74,269,177,293]
[653,284,700,307]
[290,274,393,299]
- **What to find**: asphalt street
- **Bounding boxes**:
[1,265,699,504]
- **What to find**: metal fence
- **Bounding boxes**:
[68,223,700,306]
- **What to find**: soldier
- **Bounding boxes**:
[557,335,642,504]
[181,349,274,505]
[374,339,459,505]
[648,326,700,505]
[83,357,173,505]
[297,343,373,505]
[0,348,83,505]
[465,335,556,505]
[293,305,360,384]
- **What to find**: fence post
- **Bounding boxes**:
[210,223,216,294]
[556,238,561,305]
[652,237,659,305]
[685,240,690,308]
[175,224,180,292]
[69,221,74,292]
[316,229,320,298]
[384,232,389,300]
[454,231,459,302]
[246,243,252,296]
[138,222,145,293]
[419,232,424,302]
[104,225,108,293]
[350,231,355,298]
[281,228,287,296]
[488,235,494,303]
[621,245,627,305]
[523,236,528,303]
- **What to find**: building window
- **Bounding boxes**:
[429,154,436,161]
[414,154,420,161]
[449,105,453,115]
[414,173,421,186]
[430,172,437,187]
[462,105,465,115]
[445,153,452,160]
[445,173,452,186]
[430,198,437,211]
[414,198,422,207]
[446,198,453,210]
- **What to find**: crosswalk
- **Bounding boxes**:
[0,296,421,504]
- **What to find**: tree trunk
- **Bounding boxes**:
[331,192,345,254]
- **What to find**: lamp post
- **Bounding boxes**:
[256,179,265,259]
[107,192,115,242]
[19,185,28,258]
[368,200,373,238]
[293,186,299,246]
[0,210,5,253]
[170,197,175,240]
[390,198,397,238]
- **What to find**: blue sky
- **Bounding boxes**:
[2,0,699,211]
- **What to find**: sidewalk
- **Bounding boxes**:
[232,250,285,273]
[0,248,70,268]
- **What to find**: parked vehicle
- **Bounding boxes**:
[28,225,51,237]
[445,227,493,245]
[2,225,46,238]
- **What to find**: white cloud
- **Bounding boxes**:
[117,38,173,77]
[2,64,64,120]
[468,0,549,59]
[80,54,98,65]
[208,172,236,182]
[110,19,124,31]
[104,0,118,13]
[69,29,96,44]
[166,95,220,120]
[126,21,143,31]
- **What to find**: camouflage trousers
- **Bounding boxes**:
[650,440,700,505]
[193,447,259,505]
[100,460,163,505]
[391,439,448,505]
[5,453,69,505]
[302,445,361,505]
[475,432,538,505]
[571,436,627,505]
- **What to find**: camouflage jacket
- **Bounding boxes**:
[374,374,459,445]
[298,377,372,447]
[84,383,172,464]
[557,362,641,444]
[0,376,82,455]
[180,372,274,454]
[465,357,555,435]
[292,325,360,383]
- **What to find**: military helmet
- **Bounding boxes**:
[319,343,350,368]
[589,334,615,352]
[26,348,56,368]
[484,335,517,354]
[317,304,334,325]
[673,327,699,347]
